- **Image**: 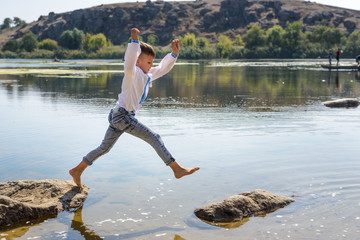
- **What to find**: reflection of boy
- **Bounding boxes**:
[70,28,199,188]
[356,55,360,66]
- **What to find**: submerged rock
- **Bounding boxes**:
[0,180,88,226]
[194,189,294,223]
[323,98,359,108]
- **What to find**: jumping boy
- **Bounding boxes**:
[70,28,199,188]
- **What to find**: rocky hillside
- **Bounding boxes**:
[2,0,360,46]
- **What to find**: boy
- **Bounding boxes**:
[70,28,199,188]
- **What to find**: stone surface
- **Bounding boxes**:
[194,189,294,222]
[323,98,360,108]
[0,180,89,226]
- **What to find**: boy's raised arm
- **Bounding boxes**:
[124,28,141,76]
[149,39,180,80]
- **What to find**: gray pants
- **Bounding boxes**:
[83,107,175,166]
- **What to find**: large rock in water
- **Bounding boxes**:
[194,189,294,223]
[0,180,89,226]
[323,98,359,108]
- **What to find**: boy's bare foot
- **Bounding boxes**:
[169,161,200,179]
[69,168,83,189]
[69,161,88,189]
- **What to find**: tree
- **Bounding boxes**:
[1,18,12,30]
[266,25,285,47]
[13,17,26,27]
[196,37,209,48]
[183,33,196,47]
[346,31,360,46]
[2,39,20,52]
[38,38,59,50]
[82,33,92,51]
[234,34,244,46]
[82,33,108,52]
[147,34,158,46]
[21,31,38,52]
[73,28,85,49]
[284,21,303,50]
[244,24,266,49]
[59,28,84,49]
[216,34,232,57]
[88,33,107,52]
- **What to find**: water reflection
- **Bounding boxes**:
[2,62,360,109]
[71,207,102,240]
[0,214,57,239]
[1,60,360,239]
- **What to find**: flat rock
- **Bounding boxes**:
[323,98,359,108]
[194,189,294,223]
[0,180,89,226]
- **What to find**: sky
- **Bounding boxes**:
[1,0,360,23]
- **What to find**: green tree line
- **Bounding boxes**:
[1,21,360,59]
[1,17,26,30]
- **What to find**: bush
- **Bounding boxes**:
[38,38,59,50]
[21,32,38,52]
[18,49,54,59]
[59,28,84,49]
[179,46,202,59]
[82,33,108,52]
[228,46,245,59]
[196,37,209,49]
[89,33,107,52]
[201,47,216,59]
[2,39,20,52]
[95,46,126,59]
[216,35,232,57]
[147,34,158,46]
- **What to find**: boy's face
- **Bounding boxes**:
[136,54,154,74]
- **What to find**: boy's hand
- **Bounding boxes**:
[131,28,140,41]
[172,39,180,56]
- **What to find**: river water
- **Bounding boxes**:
[0,59,359,239]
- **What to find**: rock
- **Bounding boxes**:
[277,9,301,23]
[0,180,89,226]
[194,189,294,223]
[322,11,334,21]
[323,98,359,108]
[344,19,356,32]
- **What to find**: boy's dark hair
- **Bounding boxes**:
[140,41,156,58]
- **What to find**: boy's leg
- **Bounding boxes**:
[70,125,123,188]
[119,115,199,178]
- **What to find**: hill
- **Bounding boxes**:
[1,0,360,46]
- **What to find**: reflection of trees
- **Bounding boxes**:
[2,62,360,108]
[165,64,360,107]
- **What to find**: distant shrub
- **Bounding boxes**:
[2,39,20,52]
[201,47,216,59]
[216,35,232,57]
[82,33,108,52]
[147,34,158,46]
[18,49,54,59]
[228,46,245,59]
[196,37,209,49]
[180,46,202,59]
[95,46,126,59]
[68,50,88,59]
[21,31,38,52]
[59,28,84,49]
[38,39,59,51]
